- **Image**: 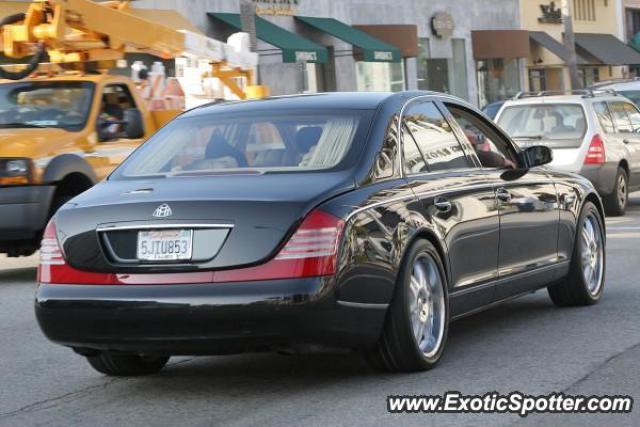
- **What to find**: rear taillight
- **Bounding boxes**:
[38,220,119,285]
[584,134,606,165]
[215,209,344,282]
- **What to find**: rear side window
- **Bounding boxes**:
[608,102,633,133]
[497,104,586,141]
[402,101,472,172]
[593,102,615,134]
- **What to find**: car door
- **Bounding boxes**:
[86,84,146,179]
[399,98,500,315]
[444,102,560,300]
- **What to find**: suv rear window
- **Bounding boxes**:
[115,110,372,178]
[497,103,587,148]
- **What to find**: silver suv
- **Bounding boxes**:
[495,91,640,215]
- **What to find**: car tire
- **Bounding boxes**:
[366,239,449,372]
[86,353,169,376]
[548,201,605,307]
[603,167,628,216]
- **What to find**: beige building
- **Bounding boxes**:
[521,0,638,91]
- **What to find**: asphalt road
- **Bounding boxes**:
[1,196,640,427]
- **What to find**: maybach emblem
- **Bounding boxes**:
[152,204,173,218]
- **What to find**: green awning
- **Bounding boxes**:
[208,12,328,63]
[295,16,401,62]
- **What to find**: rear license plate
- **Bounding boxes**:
[137,229,193,262]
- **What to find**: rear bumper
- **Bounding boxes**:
[0,185,55,243]
[35,278,387,355]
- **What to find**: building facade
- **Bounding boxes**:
[522,0,639,91]
[135,0,525,106]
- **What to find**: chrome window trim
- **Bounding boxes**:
[96,223,235,232]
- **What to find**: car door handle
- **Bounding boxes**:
[623,139,631,144]
[496,188,511,202]
[433,197,452,212]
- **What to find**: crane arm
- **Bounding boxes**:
[0,0,262,97]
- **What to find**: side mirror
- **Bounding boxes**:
[123,108,144,139]
[522,145,553,168]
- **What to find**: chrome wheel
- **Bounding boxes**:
[409,254,446,358]
[580,213,604,296]
[617,174,627,209]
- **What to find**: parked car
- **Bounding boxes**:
[481,100,505,119]
[589,78,640,108]
[36,92,606,376]
[495,91,640,215]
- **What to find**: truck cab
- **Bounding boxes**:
[0,73,176,256]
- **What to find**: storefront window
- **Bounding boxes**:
[476,58,521,107]
[356,61,405,92]
[417,38,468,100]
[529,69,547,92]
[579,67,600,88]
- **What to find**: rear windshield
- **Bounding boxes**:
[497,104,587,145]
[114,109,372,178]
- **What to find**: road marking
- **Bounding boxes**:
[607,232,640,239]
[606,218,633,225]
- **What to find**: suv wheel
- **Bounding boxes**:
[603,167,628,216]
[366,240,449,372]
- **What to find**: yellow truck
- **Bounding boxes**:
[0,73,179,255]
[0,0,264,255]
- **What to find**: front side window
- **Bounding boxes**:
[402,101,472,172]
[448,105,518,169]
[115,110,370,178]
[0,81,94,131]
[97,84,139,141]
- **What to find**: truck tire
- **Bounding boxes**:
[603,167,628,217]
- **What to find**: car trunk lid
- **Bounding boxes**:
[55,172,354,273]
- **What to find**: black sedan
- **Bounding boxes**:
[36,92,606,376]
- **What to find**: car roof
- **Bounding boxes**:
[502,94,622,106]
[182,92,398,117]
[180,91,470,118]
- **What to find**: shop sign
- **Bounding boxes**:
[373,51,394,61]
[253,0,300,16]
[431,12,454,38]
[538,1,562,24]
[295,51,317,62]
